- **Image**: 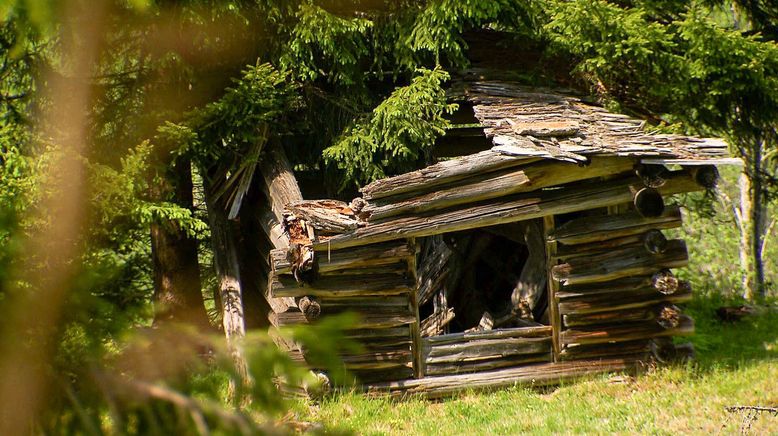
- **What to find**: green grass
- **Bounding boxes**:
[290,297,778,434]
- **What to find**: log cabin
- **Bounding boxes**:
[257,78,739,398]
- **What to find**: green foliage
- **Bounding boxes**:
[323,67,456,188]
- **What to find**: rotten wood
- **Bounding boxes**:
[286,200,359,234]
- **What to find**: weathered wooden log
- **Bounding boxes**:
[340,350,413,370]
[270,273,413,298]
[416,236,456,306]
[360,150,540,200]
[560,340,652,361]
[315,171,702,251]
[352,367,414,384]
[423,336,551,364]
[342,326,410,340]
[420,308,455,337]
[296,296,321,321]
[652,269,682,295]
[511,219,547,320]
[363,157,635,222]
[271,309,415,329]
[642,229,668,254]
[365,357,641,398]
[555,232,656,260]
[633,187,665,217]
[689,165,719,189]
[562,303,681,327]
[552,239,688,285]
[425,353,550,376]
[258,142,304,249]
[560,315,693,346]
[635,163,667,188]
[557,282,692,315]
[549,205,682,245]
[286,200,359,234]
[424,325,552,345]
[557,273,683,299]
[271,240,413,275]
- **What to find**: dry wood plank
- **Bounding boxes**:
[365,357,641,398]
[560,315,694,346]
[512,219,547,320]
[416,236,456,305]
[360,151,540,200]
[549,205,682,245]
[318,296,410,308]
[551,240,688,285]
[273,309,416,329]
[271,241,413,274]
[315,171,702,251]
[424,325,552,345]
[556,273,684,299]
[363,157,635,222]
[424,337,551,364]
[425,353,550,376]
[286,200,359,234]
[342,326,410,340]
[562,303,680,327]
[270,273,413,298]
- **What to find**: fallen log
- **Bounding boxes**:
[315,171,702,251]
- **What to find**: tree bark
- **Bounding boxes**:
[739,151,768,301]
[150,158,210,329]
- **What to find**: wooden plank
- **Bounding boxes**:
[314,170,702,251]
[551,239,688,285]
[271,241,414,274]
[557,287,692,315]
[360,151,540,200]
[365,357,641,398]
[560,340,652,361]
[269,273,413,298]
[363,157,635,222]
[549,206,682,245]
[273,309,416,329]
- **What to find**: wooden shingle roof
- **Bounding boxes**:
[455,81,735,164]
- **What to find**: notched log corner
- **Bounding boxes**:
[297,296,321,321]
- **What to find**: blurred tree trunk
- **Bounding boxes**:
[151,159,210,328]
[738,141,768,302]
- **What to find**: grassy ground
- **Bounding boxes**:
[292,298,777,434]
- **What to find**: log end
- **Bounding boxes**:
[634,187,665,218]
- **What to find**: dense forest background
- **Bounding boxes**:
[0,0,776,433]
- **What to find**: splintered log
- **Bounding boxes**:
[562,303,681,328]
[560,340,652,361]
[551,239,688,285]
[365,358,641,398]
[363,157,635,222]
[560,315,694,346]
[652,269,681,295]
[360,151,540,200]
[315,171,702,251]
[511,220,547,320]
[420,308,455,337]
[549,205,682,245]
[271,241,413,275]
[465,312,495,333]
[424,325,552,345]
[270,273,414,298]
[423,336,551,364]
[286,200,359,234]
[633,187,665,217]
[425,353,550,376]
